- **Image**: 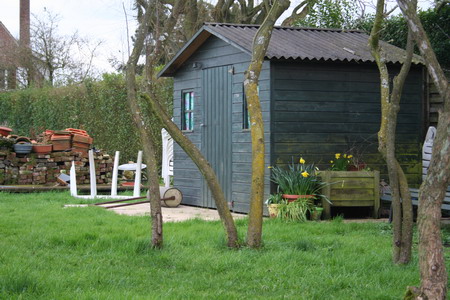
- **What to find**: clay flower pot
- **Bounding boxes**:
[282,194,315,203]
[0,126,12,137]
[32,144,53,154]
[15,136,32,144]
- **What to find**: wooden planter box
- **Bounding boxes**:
[320,170,380,219]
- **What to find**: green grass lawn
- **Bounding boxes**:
[1,192,449,299]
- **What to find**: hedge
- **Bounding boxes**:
[0,73,173,165]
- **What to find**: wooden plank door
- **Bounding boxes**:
[201,65,233,208]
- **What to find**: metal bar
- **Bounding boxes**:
[94,196,146,205]
[94,196,175,206]
[104,200,151,209]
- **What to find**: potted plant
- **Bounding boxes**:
[13,142,33,154]
[330,152,368,171]
[277,197,314,222]
[321,153,380,219]
[270,157,329,202]
[310,205,324,221]
[266,192,285,218]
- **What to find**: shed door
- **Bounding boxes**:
[201,65,233,208]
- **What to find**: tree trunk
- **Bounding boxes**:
[126,3,164,248]
[369,0,414,264]
[142,93,240,248]
[280,0,315,26]
[244,0,291,248]
[397,0,450,298]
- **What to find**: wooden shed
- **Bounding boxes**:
[158,23,426,214]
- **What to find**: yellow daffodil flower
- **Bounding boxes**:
[330,160,334,163]
[348,155,353,159]
[335,153,341,159]
[343,154,347,158]
[301,171,309,177]
[299,157,305,164]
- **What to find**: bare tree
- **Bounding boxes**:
[126,3,164,248]
[132,0,320,249]
[143,93,240,248]
[31,9,101,86]
[368,0,414,265]
[244,0,314,248]
[396,0,450,298]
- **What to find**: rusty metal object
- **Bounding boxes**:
[96,196,176,208]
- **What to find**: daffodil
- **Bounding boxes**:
[335,153,341,159]
[330,160,334,163]
[343,154,347,158]
[301,171,309,177]
[299,157,305,164]
[348,155,353,159]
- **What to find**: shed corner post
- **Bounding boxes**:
[322,171,332,220]
[373,170,380,218]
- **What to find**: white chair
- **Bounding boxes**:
[70,150,144,199]
[161,128,174,187]
[422,126,436,180]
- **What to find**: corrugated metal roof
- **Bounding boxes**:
[159,23,422,77]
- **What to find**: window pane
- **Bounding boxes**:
[185,95,190,111]
[182,91,194,131]
[189,113,193,130]
[190,92,194,110]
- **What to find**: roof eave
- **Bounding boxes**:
[158,24,253,78]
[158,27,212,78]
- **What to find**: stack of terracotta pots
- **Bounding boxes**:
[0,126,13,137]
[50,131,72,151]
[65,128,93,156]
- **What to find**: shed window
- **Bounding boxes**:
[182,91,194,131]
[243,90,250,130]
[242,84,259,130]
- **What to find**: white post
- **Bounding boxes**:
[88,149,97,198]
[161,129,173,187]
[133,150,143,197]
[111,151,120,197]
[70,161,77,197]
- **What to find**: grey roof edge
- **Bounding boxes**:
[203,25,253,57]
[158,23,423,77]
[158,24,254,78]
[204,22,366,33]
[157,26,211,78]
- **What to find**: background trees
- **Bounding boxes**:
[30,9,102,86]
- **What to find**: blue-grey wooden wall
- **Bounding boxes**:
[172,36,272,213]
[270,61,424,186]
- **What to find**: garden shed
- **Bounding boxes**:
[158,23,426,214]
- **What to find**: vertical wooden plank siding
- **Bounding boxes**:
[201,65,233,208]
[172,36,271,213]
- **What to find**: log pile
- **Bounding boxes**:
[0,150,113,185]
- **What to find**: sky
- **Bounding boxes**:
[0,0,138,74]
[0,0,433,75]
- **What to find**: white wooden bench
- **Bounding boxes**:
[380,187,450,212]
[380,126,450,213]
